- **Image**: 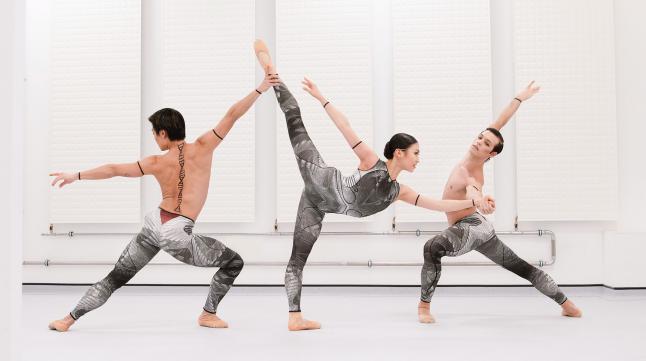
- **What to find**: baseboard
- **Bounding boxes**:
[21,282,646,290]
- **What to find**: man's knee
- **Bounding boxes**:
[225,251,244,276]
[424,235,447,261]
[105,268,136,291]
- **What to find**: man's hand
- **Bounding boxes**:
[257,73,281,93]
[478,194,496,214]
[516,80,540,101]
[50,172,77,188]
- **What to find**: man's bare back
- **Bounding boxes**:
[148,141,214,221]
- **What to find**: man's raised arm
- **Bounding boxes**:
[489,81,540,130]
[196,74,279,151]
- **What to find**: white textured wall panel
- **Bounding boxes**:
[276,0,374,223]
[514,0,618,221]
[392,0,494,222]
[161,0,255,222]
[49,0,141,223]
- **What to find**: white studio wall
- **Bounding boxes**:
[514,0,618,222]
[21,0,646,288]
[4,0,24,359]
[603,0,646,288]
[49,0,142,223]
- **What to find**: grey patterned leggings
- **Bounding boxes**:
[274,82,399,312]
[273,82,330,312]
[69,209,244,320]
[421,213,567,305]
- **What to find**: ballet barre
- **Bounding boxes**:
[27,230,556,268]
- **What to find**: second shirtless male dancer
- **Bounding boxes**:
[417,81,583,323]
[48,74,279,331]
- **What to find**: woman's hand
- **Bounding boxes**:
[478,195,496,214]
[515,80,540,101]
[301,77,325,102]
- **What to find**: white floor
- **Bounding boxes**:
[22,285,646,361]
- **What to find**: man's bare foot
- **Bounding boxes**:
[48,314,75,332]
[561,299,582,318]
[254,39,276,75]
[198,310,229,328]
[288,312,321,331]
[418,301,436,323]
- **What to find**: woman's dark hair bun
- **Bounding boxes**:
[383,133,418,159]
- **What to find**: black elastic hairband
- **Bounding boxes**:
[212,129,224,140]
[255,89,262,95]
[352,141,362,149]
[323,101,330,108]
[514,97,522,103]
[77,172,81,180]
[136,161,144,175]
[414,194,420,206]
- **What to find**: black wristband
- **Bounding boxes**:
[323,101,330,108]
[77,172,81,180]
[414,194,420,206]
[255,89,262,95]
[472,199,475,207]
[212,129,224,140]
[514,97,522,103]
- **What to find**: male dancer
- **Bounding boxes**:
[48,74,279,331]
[417,82,583,323]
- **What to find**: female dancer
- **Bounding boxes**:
[254,40,493,331]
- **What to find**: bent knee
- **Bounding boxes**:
[424,235,447,260]
[229,252,244,271]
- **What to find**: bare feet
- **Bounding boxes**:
[561,299,582,318]
[48,314,75,332]
[254,39,276,74]
[418,301,436,323]
[288,312,321,331]
[198,310,229,328]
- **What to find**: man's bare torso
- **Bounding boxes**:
[442,162,484,225]
[149,142,214,221]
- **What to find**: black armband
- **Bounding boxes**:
[212,129,224,140]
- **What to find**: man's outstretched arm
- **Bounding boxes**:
[50,155,158,188]
[196,74,279,152]
[489,81,540,130]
